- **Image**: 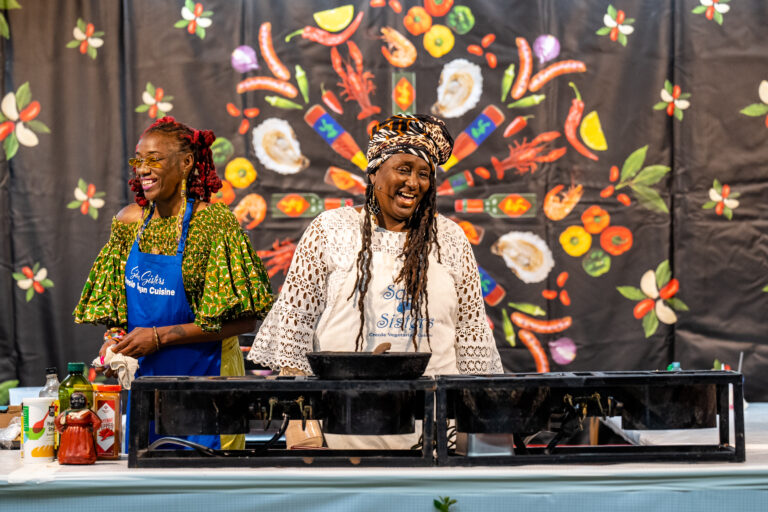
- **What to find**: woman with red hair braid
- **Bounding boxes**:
[74,117,273,450]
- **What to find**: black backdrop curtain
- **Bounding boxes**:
[1,0,767,400]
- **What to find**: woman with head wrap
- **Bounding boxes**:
[74,117,274,450]
[248,114,502,378]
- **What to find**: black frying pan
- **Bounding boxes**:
[306,351,431,379]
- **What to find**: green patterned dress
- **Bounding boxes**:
[74,201,273,344]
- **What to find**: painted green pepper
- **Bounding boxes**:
[501,308,516,347]
[265,95,303,110]
[582,248,611,277]
[295,65,309,103]
[507,302,546,317]
[507,94,546,109]
[446,5,475,35]
[500,64,515,102]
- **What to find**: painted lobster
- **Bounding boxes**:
[330,41,381,120]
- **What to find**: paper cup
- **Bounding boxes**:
[285,420,324,449]
[21,397,55,463]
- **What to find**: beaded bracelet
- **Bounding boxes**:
[152,326,160,352]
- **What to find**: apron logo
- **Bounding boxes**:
[125,266,176,296]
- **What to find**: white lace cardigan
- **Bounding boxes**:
[247,206,503,374]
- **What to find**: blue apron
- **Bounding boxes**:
[125,198,222,449]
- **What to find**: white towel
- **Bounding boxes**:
[92,346,139,390]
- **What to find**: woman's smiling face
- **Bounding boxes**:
[133,132,192,205]
[369,153,432,231]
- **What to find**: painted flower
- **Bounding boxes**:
[596,5,635,46]
[653,80,691,121]
[66,18,104,59]
[692,0,730,25]
[617,260,688,338]
[174,0,213,39]
[739,80,768,128]
[702,179,739,220]
[0,82,50,160]
[13,263,54,302]
[135,82,173,119]
[67,179,106,219]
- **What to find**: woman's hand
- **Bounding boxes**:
[113,327,158,358]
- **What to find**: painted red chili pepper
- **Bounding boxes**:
[559,289,571,306]
[556,271,569,288]
[370,0,386,6]
[238,118,250,134]
[285,11,364,47]
[243,108,260,118]
[321,83,344,115]
[259,22,291,80]
[0,121,14,141]
[542,289,558,300]
[633,298,654,319]
[474,166,491,179]
[529,60,587,92]
[659,278,679,300]
[485,52,497,69]
[616,193,631,206]
[481,33,496,48]
[600,185,615,197]
[19,101,40,122]
[511,37,533,100]
[518,329,550,373]
[388,0,402,14]
[503,115,533,138]
[609,165,619,182]
[565,82,598,161]
[226,102,241,117]
[467,44,483,56]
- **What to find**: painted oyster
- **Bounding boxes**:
[491,231,554,283]
[251,118,309,175]
[431,59,483,119]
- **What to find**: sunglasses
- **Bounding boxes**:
[128,156,165,169]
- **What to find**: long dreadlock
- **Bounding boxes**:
[128,116,222,207]
[348,171,442,352]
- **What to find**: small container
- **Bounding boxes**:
[93,384,121,459]
[39,367,60,451]
[20,397,55,463]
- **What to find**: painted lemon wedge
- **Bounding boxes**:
[579,111,607,151]
[313,5,355,33]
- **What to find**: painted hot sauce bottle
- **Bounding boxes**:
[304,105,368,171]
[478,266,506,307]
[441,105,506,171]
[271,193,353,218]
[454,193,537,219]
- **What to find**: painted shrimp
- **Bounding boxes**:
[543,184,584,221]
[380,27,417,68]
[331,41,382,120]
[233,193,267,230]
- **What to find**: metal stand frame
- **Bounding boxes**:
[128,376,435,468]
[435,371,745,465]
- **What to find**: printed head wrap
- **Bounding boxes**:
[365,114,454,174]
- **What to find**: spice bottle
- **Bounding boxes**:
[39,367,60,451]
[93,384,121,459]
